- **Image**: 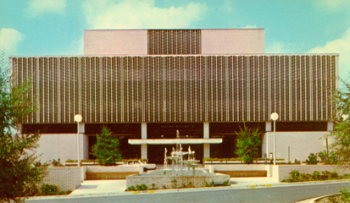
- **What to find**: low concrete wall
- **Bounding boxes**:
[126,173,230,189]
[205,164,269,177]
[43,167,81,191]
[86,165,139,173]
[277,165,350,181]
[85,165,140,180]
[86,172,138,180]
[205,164,268,171]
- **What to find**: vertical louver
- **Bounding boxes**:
[148,30,201,55]
[11,55,337,123]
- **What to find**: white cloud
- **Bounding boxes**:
[82,0,207,29]
[244,25,257,29]
[0,28,23,55]
[309,28,350,79]
[313,0,348,9]
[25,0,67,17]
[219,0,233,12]
[265,41,288,53]
[65,38,84,55]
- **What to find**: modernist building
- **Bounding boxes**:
[11,29,338,164]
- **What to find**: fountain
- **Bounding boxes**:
[164,130,201,176]
[126,130,230,190]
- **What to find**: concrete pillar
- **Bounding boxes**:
[265,121,272,132]
[327,121,333,131]
[78,123,88,160]
[203,122,210,158]
[141,123,147,160]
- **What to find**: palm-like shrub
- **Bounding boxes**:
[235,125,262,164]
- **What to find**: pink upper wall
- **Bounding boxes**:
[201,29,265,54]
[84,30,148,55]
[84,29,264,55]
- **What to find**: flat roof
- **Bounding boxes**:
[128,138,222,145]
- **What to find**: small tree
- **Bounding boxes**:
[235,125,262,164]
[92,126,121,165]
[0,51,47,203]
[330,80,350,168]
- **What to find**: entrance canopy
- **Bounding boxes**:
[128,138,222,145]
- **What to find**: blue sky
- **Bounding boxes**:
[1,0,350,79]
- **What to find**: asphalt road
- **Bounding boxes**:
[28,182,350,203]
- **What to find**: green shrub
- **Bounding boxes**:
[223,180,230,186]
[52,159,63,166]
[127,186,135,191]
[306,153,318,164]
[23,183,41,196]
[329,151,338,164]
[41,184,58,195]
[65,159,77,163]
[58,190,72,195]
[135,185,141,191]
[321,171,332,180]
[331,171,338,178]
[294,159,301,164]
[340,187,350,201]
[318,151,338,164]
[235,125,262,164]
[140,184,147,190]
[289,170,300,181]
[93,126,122,165]
[300,173,312,181]
[313,171,320,180]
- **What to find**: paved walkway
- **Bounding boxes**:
[70,180,127,196]
[26,177,350,202]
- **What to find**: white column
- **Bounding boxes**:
[78,123,87,160]
[141,123,147,159]
[265,122,272,132]
[264,122,272,160]
[327,121,333,131]
[203,122,210,158]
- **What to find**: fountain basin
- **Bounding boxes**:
[126,172,230,189]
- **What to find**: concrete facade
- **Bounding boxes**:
[35,134,89,163]
[11,29,338,164]
[261,132,331,163]
[201,29,264,54]
[43,167,81,191]
[84,30,148,55]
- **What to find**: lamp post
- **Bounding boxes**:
[74,114,82,167]
[270,112,278,165]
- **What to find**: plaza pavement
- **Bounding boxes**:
[26,177,350,202]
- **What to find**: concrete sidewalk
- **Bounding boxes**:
[69,180,127,196]
[26,177,350,201]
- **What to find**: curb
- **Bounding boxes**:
[295,193,340,203]
[131,190,155,194]
[26,179,350,200]
[249,184,272,188]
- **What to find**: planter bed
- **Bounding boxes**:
[86,172,138,180]
[218,170,267,177]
